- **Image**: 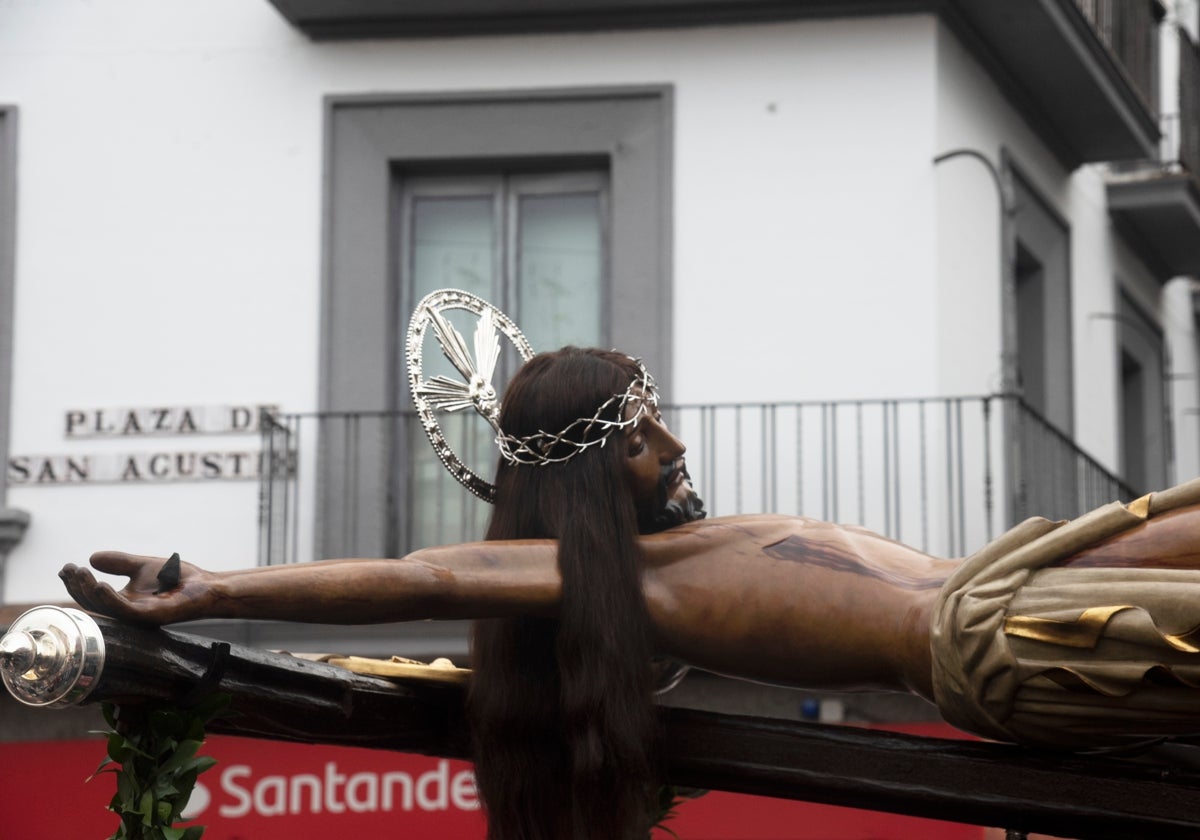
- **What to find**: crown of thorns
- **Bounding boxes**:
[495,366,657,466]
[406,288,658,503]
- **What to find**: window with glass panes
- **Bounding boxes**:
[399,170,609,551]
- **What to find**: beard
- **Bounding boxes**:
[638,462,707,534]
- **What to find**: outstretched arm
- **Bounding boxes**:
[61,515,954,698]
[60,542,562,626]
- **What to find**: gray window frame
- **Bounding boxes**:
[320,87,673,559]
[0,107,16,504]
[1117,288,1168,495]
[0,106,30,593]
[1010,164,1074,434]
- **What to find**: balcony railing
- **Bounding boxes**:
[1179,25,1200,174]
[259,395,1133,567]
[1008,397,1136,521]
[1075,0,1162,116]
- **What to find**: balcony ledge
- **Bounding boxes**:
[1107,172,1200,281]
[266,0,1159,166]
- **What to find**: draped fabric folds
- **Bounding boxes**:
[931,479,1200,749]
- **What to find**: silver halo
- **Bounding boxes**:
[406,289,535,503]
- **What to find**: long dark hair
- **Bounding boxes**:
[469,348,659,840]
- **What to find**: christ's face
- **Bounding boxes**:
[622,396,706,533]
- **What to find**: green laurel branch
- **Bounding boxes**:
[90,694,230,840]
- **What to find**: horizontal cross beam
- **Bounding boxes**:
[33,617,1200,839]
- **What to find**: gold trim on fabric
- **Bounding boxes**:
[1004,606,1131,649]
[1005,607,1200,653]
[1164,627,1200,653]
[1126,493,1152,519]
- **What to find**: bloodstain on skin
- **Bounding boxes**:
[763,535,943,590]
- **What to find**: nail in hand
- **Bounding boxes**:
[155,553,182,594]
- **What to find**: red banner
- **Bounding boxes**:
[1,725,983,839]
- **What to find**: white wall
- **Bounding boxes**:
[1166,277,1200,483]
[673,16,941,403]
[1160,2,1200,486]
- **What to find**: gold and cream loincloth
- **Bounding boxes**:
[930,479,1200,749]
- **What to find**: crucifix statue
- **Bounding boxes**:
[59,289,1200,840]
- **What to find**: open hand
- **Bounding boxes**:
[59,551,216,625]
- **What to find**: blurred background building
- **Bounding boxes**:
[2,0,1199,836]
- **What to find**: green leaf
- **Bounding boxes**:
[176,769,198,791]
[159,740,202,774]
[107,731,131,764]
[91,754,115,779]
[116,772,136,805]
[139,789,156,824]
[152,778,180,799]
[122,739,155,762]
[186,756,217,775]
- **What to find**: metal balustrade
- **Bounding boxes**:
[1074,0,1162,116]
[259,395,1133,567]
